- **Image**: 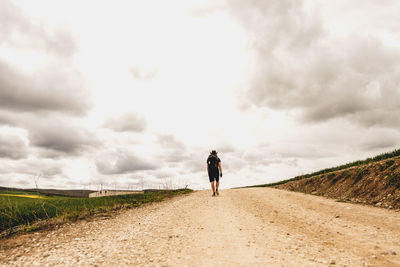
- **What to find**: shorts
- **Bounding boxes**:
[208,169,219,183]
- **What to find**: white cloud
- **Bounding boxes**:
[95,149,161,175]
[102,113,147,133]
[228,0,400,127]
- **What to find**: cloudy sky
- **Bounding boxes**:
[1,0,399,190]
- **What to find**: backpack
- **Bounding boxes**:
[207,154,219,169]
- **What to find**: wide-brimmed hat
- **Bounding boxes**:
[211,150,217,155]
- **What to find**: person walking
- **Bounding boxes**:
[206,150,222,197]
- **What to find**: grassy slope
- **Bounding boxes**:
[275,157,400,209]
[0,189,192,235]
[246,149,400,188]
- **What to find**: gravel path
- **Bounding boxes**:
[1,188,400,266]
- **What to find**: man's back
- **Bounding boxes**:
[207,154,220,171]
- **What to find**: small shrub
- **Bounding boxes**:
[354,167,368,183]
[341,171,350,179]
[332,176,340,184]
[385,160,395,168]
[65,211,79,221]
[25,225,40,232]
[305,178,314,185]
[327,173,335,179]
[390,164,398,172]
[379,164,386,171]
[387,173,400,188]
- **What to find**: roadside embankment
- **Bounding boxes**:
[276,157,400,209]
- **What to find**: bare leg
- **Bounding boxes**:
[216,181,219,191]
[211,181,215,193]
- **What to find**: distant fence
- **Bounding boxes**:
[89,190,144,198]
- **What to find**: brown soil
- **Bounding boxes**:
[1,188,399,266]
[276,157,400,209]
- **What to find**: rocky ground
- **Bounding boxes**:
[1,188,399,266]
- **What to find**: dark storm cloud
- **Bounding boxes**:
[0,133,28,160]
[0,60,91,115]
[228,0,400,127]
[102,113,147,132]
[0,0,77,58]
[95,149,160,175]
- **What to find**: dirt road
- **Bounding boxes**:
[1,188,400,266]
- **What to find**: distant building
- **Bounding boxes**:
[89,190,144,198]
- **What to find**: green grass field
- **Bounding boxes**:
[0,189,192,234]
